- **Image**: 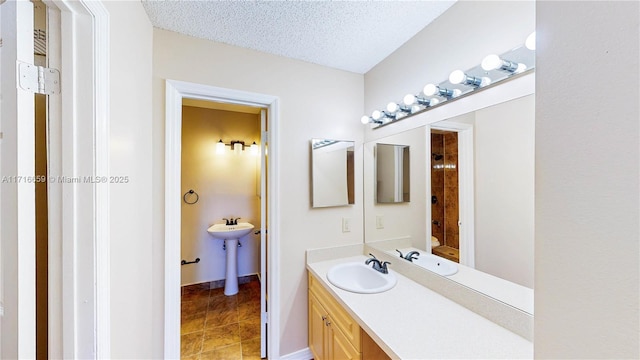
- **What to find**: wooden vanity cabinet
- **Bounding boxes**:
[308,273,390,360]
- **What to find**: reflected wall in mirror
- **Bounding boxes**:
[375,143,410,203]
[310,139,355,208]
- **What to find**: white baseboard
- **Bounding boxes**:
[280,347,313,360]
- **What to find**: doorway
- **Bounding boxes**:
[429,121,475,268]
[179,100,264,358]
[164,80,280,359]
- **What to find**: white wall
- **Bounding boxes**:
[102,1,154,358]
[535,1,639,358]
[181,106,261,286]
[474,95,534,288]
[151,29,364,357]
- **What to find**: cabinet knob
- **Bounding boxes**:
[325,321,331,326]
[322,315,327,321]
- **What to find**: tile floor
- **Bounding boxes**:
[181,279,263,359]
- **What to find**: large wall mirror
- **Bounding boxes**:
[310,139,355,208]
[364,75,535,314]
[376,143,410,203]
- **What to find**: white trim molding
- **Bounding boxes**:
[164,80,281,359]
[280,347,313,360]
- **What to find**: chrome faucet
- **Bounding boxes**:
[365,254,390,274]
[396,249,420,262]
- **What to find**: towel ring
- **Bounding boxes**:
[183,189,199,205]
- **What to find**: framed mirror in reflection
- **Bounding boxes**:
[375,143,410,203]
[310,139,355,208]
[364,82,535,314]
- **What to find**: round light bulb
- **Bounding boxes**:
[371,110,383,120]
[386,102,399,113]
[525,31,536,50]
[403,94,416,106]
[360,115,370,124]
[452,89,462,98]
[516,63,527,73]
[410,105,421,113]
[423,83,437,96]
[449,70,466,85]
[481,54,502,71]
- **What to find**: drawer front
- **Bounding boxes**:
[309,273,361,351]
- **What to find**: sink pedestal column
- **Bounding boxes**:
[224,238,239,296]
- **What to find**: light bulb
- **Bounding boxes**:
[449,70,466,84]
[233,143,242,155]
[403,94,416,106]
[482,54,527,74]
[216,139,225,154]
[386,102,400,113]
[250,142,259,155]
[525,31,536,50]
[361,115,371,124]
[481,54,502,71]
[371,110,383,120]
[430,98,440,106]
[423,83,438,97]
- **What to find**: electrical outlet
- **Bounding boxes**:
[342,218,351,233]
[376,215,384,229]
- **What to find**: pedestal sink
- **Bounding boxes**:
[207,222,254,296]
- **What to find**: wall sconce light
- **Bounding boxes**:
[423,83,460,99]
[216,139,226,154]
[386,102,411,116]
[481,54,526,74]
[361,115,382,125]
[449,70,491,88]
[216,139,259,155]
[372,109,396,122]
[403,94,440,108]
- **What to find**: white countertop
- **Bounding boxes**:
[307,255,533,359]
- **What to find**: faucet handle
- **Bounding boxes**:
[395,249,404,258]
[380,261,391,274]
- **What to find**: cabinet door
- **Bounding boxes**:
[309,293,327,360]
[328,323,360,360]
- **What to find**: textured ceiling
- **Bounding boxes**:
[142,0,457,74]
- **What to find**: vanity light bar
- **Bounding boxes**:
[361,32,535,128]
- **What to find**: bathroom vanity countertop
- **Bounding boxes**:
[307,255,533,359]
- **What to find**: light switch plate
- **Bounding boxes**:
[342,218,351,232]
[376,215,384,229]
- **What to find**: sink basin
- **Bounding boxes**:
[326,262,397,294]
[207,222,254,240]
[206,222,254,296]
[413,254,458,276]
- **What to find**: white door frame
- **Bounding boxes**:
[429,121,475,267]
[164,80,281,359]
[0,0,109,358]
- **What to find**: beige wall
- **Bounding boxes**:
[103,2,154,358]
[535,1,639,358]
[181,106,261,285]
[364,126,428,249]
[152,29,364,356]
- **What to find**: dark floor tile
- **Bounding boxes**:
[181,311,206,335]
